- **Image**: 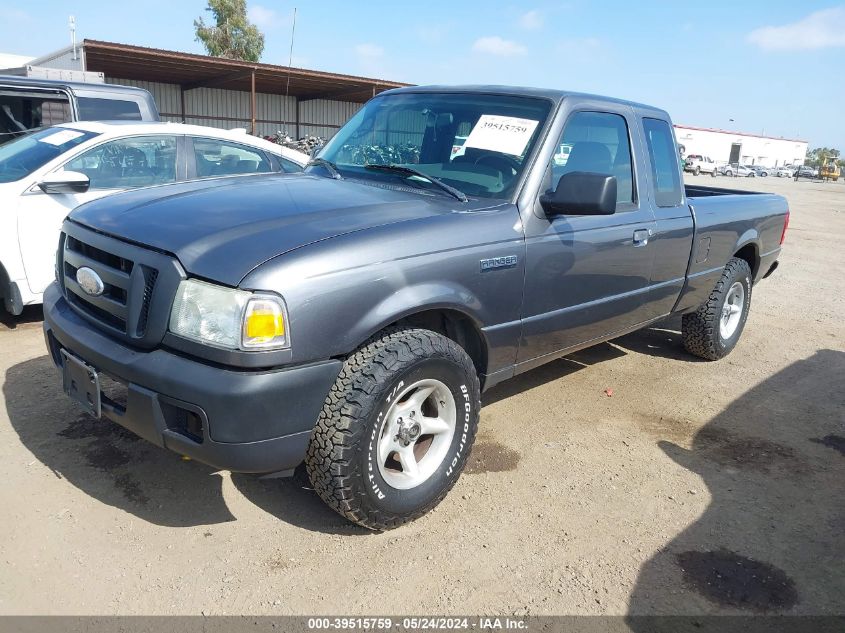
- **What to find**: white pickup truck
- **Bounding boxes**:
[683,154,719,177]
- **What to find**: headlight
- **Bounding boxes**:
[169,279,289,351]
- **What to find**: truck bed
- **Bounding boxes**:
[672,184,788,313]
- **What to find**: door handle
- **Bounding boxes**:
[633,228,653,247]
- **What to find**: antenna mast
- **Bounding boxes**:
[69,15,78,60]
[285,8,297,98]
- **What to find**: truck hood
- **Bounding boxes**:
[69,173,479,286]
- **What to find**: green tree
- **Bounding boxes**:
[194,0,264,62]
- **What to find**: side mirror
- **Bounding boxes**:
[540,172,617,216]
[37,171,90,194]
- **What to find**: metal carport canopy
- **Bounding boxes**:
[82,39,409,102]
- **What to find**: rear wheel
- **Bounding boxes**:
[682,257,752,361]
[306,327,481,530]
[710,169,717,178]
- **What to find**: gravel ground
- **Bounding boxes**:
[0,174,842,616]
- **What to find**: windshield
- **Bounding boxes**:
[0,127,99,184]
[316,92,552,199]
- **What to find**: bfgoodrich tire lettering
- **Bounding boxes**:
[682,257,753,361]
[305,327,481,530]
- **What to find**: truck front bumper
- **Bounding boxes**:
[43,284,342,474]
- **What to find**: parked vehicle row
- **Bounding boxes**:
[40,85,789,530]
[683,156,818,180]
[0,121,307,315]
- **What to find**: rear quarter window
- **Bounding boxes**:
[76,98,143,121]
[279,156,303,173]
[193,137,273,178]
[643,117,682,207]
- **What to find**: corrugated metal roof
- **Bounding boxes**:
[81,39,410,102]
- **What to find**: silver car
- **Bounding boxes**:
[721,164,756,177]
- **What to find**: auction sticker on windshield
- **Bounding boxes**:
[39,129,85,146]
[464,114,539,157]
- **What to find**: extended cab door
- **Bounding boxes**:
[518,106,657,368]
[17,134,183,295]
[636,116,695,320]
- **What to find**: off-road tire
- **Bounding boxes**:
[305,327,481,530]
[682,257,752,361]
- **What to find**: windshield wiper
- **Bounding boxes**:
[307,157,342,179]
[364,164,468,202]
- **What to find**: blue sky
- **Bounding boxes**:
[2,1,843,148]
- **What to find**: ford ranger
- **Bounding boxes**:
[43,86,789,530]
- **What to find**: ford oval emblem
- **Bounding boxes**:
[76,267,105,297]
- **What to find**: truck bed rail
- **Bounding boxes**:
[685,184,765,198]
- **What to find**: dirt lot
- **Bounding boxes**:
[0,174,843,617]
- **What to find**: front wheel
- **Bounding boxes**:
[693,166,700,176]
[306,327,481,530]
[682,258,752,361]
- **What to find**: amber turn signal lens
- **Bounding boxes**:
[241,297,288,349]
[245,310,285,339]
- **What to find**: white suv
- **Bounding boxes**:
[684,154,719,177]
[0,121,307,315]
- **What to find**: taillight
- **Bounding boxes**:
[780,210,790,245]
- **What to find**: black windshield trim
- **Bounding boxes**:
[363,164,468,202]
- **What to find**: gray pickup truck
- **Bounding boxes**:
[1,75,159,144]
[43,86,789,530]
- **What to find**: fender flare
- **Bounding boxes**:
[345,281,489,356]
[733,229,762,276]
